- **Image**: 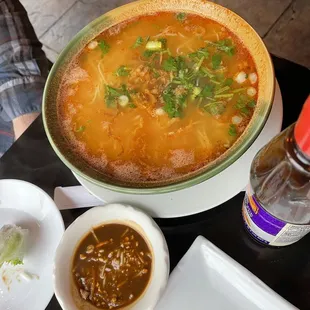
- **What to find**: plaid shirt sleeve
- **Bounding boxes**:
[0,0,50,156]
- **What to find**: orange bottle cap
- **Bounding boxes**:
[294,95,310,157]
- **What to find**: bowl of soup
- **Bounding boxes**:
[54,204,169,309]
[43,0,274,194]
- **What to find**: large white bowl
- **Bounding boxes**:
[54,204,169,310]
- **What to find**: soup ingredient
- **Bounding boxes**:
[0,225,28,267]
[98,40,110,56]
[247,87,257,97]
[59,12,258,184]
[242,96,310,247]
[234,71,247,84]
[146,40,163,51]
[132,36,144,48]
[115,65,131,77]
[248,72,258,85]
[176,12,187,22]
[72,224,152,309]
[88,41,98,50]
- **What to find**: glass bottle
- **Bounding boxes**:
[242,96,310,246]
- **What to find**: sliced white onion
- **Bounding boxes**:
[155,108,165,116]
[232,115,243,125]
[118,95,129,107]
[247,87,257,97]
[248,72,258,84]
[234,71,247,84]
[87,41,98,50]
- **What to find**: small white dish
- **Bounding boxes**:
[156,236,297,310]
[0,179,65,310]
[54,204,169,310]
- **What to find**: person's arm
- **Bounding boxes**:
[0,0,50,145]
[12,113,40,140]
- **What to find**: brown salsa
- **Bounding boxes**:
[72,223,152,309]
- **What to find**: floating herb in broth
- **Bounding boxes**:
[59,12,258,183]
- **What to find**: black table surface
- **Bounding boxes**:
[0,55,309,310]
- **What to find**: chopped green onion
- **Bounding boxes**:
[248,100,256,108]
[204,101,226,116]
[214,93,234,99]
[228,124,237,136]
[146,41,162,51]
[215,86,230,95]
[210,79,221,85]
[232,87,247,93]
[200,67,215,78]
[193,56,205,72]
[191,86,202,99]
[75,125,86,133]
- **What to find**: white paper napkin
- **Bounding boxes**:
[54,186,105,210]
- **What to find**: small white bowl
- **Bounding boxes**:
[54,204,169,310]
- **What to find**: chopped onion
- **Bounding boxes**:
[87,41,98,50]
[146,41,162,51]
[232,115,243,125]
[234,71,247,84]
[155,108,165,116]
[247,87,257,97]
[118,95,129,107]
[248,72,258,84]
[20,271,32,282]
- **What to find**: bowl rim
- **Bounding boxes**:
[53,204,170,310]
[43,0,275,195]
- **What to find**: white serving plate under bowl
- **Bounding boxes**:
[54,204,169,310]
[0,179,65,310]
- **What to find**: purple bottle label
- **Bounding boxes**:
[242,186,310,246]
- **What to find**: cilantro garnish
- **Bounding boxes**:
[163,56,185,72]
[189,47,209,61]
[116,65,131,77]
[143,50,156,58]
[162,85,188,118]
[224,78,233,86]
[98,40,110,56]
[176,12,187,22]
[235,96,256,115]
[200,84,215,98]
[212,54,222,70]
[206,39,235,56]
[75,125,86,133]
[9,259,23,266]
[104,84,133,108]
[132,36,143,48]
[228,124,237,136]
[248,100,256,108]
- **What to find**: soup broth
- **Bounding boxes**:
[58,12,258,183]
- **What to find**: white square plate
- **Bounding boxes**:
[155,236,297,310]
